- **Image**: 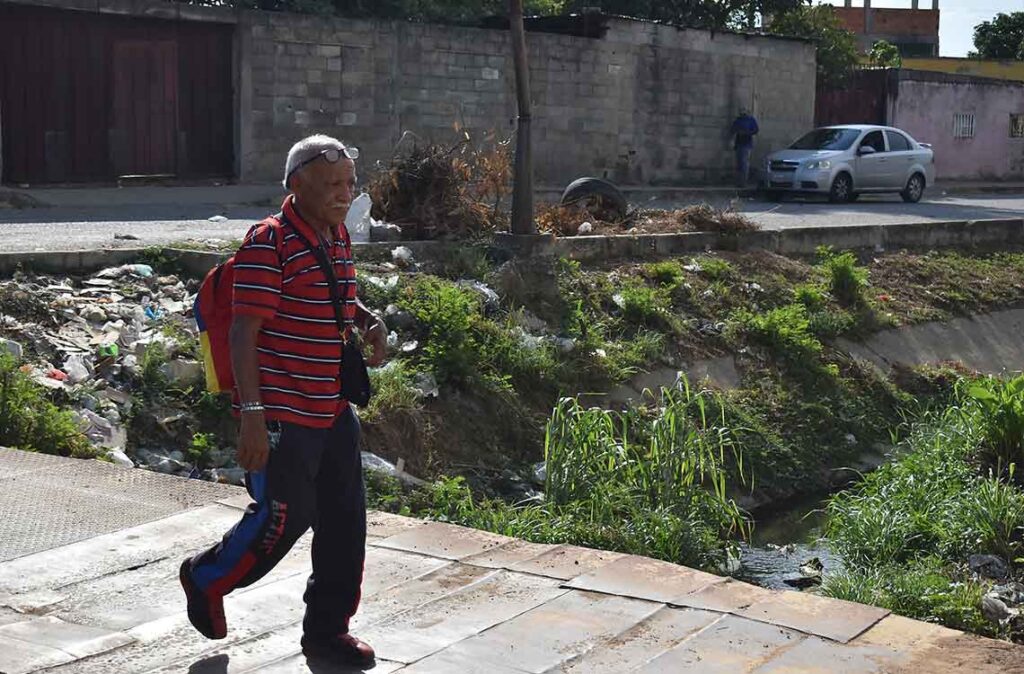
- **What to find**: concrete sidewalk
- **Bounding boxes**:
[1,447,1022,673]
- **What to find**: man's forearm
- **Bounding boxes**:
[230,321,263,405]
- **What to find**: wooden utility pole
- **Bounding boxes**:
[509,0,536,235]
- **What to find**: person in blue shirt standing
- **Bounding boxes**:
[731,108,759,188]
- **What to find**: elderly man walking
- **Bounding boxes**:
[179,135,386,667]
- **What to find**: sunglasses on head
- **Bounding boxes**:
[287,146,360,182]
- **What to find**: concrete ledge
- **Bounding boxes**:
[0,249,145,277]
[2,218,1022,277]
[777,225,884,256]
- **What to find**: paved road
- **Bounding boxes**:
[648,192,1024,231]
[3,193,1024,252]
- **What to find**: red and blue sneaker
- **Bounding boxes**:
[179,559,227,640]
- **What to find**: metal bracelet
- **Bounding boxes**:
[239,402,265,414]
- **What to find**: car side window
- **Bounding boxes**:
[861,131,886,153]
[886,131,911,152]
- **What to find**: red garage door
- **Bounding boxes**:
[0,4,234,184]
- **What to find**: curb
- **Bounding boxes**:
[0,218,1021,277]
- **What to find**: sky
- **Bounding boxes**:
[818,1,1021,57]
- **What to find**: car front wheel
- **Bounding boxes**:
[829,173,853,203]
[901,173,925,203]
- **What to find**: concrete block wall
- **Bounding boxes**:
[240,13,817,186]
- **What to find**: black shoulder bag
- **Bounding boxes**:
[281,213,373,407]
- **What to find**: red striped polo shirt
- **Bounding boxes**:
[232,196,358,428]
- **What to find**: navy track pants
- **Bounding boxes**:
[189,406,366,638]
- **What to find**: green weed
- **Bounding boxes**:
[729,304,823,364]
[696,256,734,281]
[794,283,828,311]
[644,260,685,287]
[363,361,423,423]
[817,246,868,307]
[964,374,1024,477]
[0,353,95,458]
[187,432,216,468]
[616,282,677,331]
[140,342,169,393]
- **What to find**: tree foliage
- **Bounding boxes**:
[869,40,901,68]
[558,0,805,30]
[767,4,858,88]
[972,12,1024,61]
[177,0,805,29]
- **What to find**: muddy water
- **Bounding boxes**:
[736,492,845,590]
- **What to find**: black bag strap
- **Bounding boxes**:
[275,211,352,341]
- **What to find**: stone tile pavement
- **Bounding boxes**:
[1,449,1023,673]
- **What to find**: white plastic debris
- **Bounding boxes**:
[458,281,500,314]
[577,221,593,234]
[106,448,135,468]
[365,275,399,291]
[411,372,439,399]
[96,264,154,279]
[391,246,415,268]
[160,359,204,385]
[75,409,127,450]
[0,338,23,360]
[345,193,373,244]
[551,337,576,353]
[63,353,92,384]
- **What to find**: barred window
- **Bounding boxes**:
[1011,114,1024,138]
[953,113,975,139]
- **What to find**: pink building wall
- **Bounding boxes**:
[889,71,1024,181]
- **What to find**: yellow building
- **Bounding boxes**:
[902,57,1024,83]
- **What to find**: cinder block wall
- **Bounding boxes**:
[241,14,816,186]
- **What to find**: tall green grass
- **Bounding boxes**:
[544,384,746,539]
[823,375,1024,637]
[387,380,750,569]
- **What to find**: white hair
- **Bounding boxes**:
[283,134,347,189]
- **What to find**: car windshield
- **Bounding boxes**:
[789,128,861,151]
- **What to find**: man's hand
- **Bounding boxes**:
[364,316,387,367]
[237,413,270,472]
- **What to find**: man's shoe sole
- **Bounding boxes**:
[179,560,227,640]
[301,639,375,668]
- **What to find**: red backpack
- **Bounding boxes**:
[194,215,282,394]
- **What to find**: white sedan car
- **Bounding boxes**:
[763,125,936,203]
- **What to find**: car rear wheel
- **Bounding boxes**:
[901,173,925,203]
[829,173,853,203]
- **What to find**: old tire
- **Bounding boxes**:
[901,173,925,203]
[560,177,628,220]
[829,173,853,203]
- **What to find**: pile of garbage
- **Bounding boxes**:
[536,202,760,237]
[0,264,214,478]
[366,135,511,240]
[0,257,447,489]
